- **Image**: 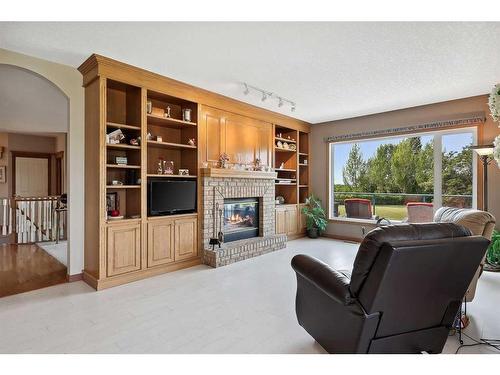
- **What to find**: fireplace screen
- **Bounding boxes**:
[223,198,259,242]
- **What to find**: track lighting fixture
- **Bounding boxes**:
[242,83,296,113]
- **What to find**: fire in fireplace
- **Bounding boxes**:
[223,198,259,242]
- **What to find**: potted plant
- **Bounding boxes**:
[485,229,500,272]
[301,194,328,238]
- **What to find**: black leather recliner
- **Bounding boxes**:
[291,223,490,354]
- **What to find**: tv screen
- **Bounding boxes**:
[148,179,197,216]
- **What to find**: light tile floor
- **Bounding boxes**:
[0,238,498,354]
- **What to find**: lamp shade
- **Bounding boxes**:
[471,144,494,156]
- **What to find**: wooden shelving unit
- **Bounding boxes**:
[80,53,310,291]
[146,90,198,178]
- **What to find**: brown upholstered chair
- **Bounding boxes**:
[406,202,434,223]
[434,207,496,302]
[344,198,372,219]
[291,223,490,353]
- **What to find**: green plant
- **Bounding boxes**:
[487,229,500,266]
[301,194,328,233]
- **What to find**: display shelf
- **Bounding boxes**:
[146,174,197,178]
[299,163,308,167]
[106,143,141,150]
[275,168,296,172]
[298,152,308,156]
[106,185,141,189]
[275,136,296,144]
[147,114,197,128]
[147,140,197,150]
[107,164,141,169]
[106,122,141,130]
[275,147,296,153]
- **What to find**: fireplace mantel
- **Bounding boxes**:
[200,168,277,180]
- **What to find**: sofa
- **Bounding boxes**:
[291,223,490,353]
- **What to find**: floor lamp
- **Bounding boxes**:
[471,144,494,211]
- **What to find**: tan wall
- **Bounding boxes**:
[310,95,500,239]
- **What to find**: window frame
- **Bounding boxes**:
[327,126,478,223]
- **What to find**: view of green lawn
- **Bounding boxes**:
[337,205,407,221]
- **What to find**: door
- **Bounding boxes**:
[147,219,175,267]
[276,208,286,234]
[174,216,198,261]
[285,206,298,235]
[107,223,141,277]
[14,156,50,197]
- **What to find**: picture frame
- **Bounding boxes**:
[0,166,6,183]
[106,192,118,213]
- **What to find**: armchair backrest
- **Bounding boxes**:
[350,223,489,338]
[434,206,496,240]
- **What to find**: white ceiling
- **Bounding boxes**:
[1,22,499,124]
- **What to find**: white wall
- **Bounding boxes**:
[0,48,85,275]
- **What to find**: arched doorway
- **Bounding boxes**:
[0,64,69,297]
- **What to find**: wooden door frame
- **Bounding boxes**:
[54,151,64,195]
[11,151,52,197]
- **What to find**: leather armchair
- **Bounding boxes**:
[434,207,496,302]
[291,223,490,354]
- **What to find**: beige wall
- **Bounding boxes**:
[310,95,500,239]
[0,48,84,276]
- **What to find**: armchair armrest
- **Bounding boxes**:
[291,254,354,305]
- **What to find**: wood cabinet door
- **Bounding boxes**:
[174,217,198,261]
[276,208,286,234]
[107,223,141,277]
[147,219,175,268]
[285,206,298,235]
[299,204,307,230]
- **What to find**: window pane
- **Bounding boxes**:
[331,135,434,222]
[441,132,473,208]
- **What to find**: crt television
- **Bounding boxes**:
[148,178,197,216]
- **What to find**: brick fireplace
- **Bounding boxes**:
[201,168,287,267]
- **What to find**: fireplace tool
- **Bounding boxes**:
[209,202,221,249]
[218,207,224,244]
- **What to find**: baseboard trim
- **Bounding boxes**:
[66,273,83,282]
[323,233,362,243]
[83,257,203,291]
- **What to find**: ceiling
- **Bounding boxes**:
[1,22,499,124]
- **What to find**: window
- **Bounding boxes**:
[329,128,476,222]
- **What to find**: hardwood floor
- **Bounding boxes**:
[0,243,67,298]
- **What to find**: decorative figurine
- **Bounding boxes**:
[157,157,164,175]
[218,153,229,168]
[277,141,283,148]
[178,169,189,176]
[156,135,163,142]
[164,160,174,175]
[129,138,139,146]
[147,100,152,114]
[164,106,171,118]
[188,138,196,146]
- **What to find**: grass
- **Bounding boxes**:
[337,205,407,221]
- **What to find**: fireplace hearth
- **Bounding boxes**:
[223,198,259,242]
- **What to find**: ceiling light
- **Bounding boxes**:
[261,92,267,102]
[291,103,296,112]
[278,98,284,107]
[243,83,249,95]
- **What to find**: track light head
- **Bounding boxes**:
[278,98,284,107]
[243,83,249,95]
[291,103,296,112]
[261,92,267,102]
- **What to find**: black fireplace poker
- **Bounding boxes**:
[209,202,222,250]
